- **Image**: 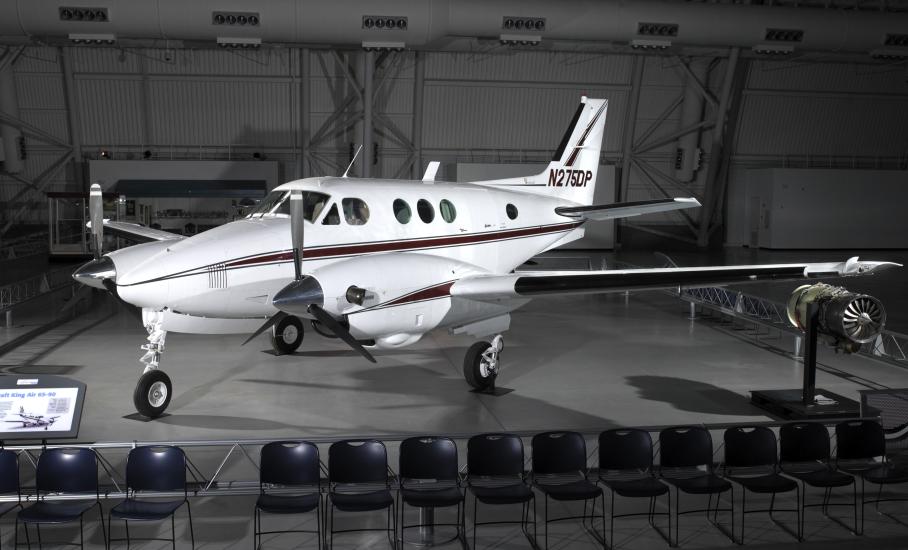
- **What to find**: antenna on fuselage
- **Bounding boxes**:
[342,145,363,178]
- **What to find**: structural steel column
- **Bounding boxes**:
[299,47,310,179]
[696,47,740,247]
[411,51,425,180]
[59,47,83,162]
[0,59,23,174]
[675,60,708,182]
[618,56,644,204]
[361,50,374,177]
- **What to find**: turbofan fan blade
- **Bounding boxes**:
[242,311,288,346]
[289,190,304,281]
[89,183,103,261]
[308,304,376,363]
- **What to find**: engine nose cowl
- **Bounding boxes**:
[272,276,324,316]
[72,256,116,289]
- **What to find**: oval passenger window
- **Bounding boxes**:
[417,199,435,223]
[393,199,411,224]
[342,198,370,225]
[439,199,456,223]
[506,203,518,220]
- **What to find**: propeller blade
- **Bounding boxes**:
[289,190,304,281]
[242,311,288,346]
[101,279,142,319]
[60,285,93,313]
[89,183,103,261]
[308,304,376,363]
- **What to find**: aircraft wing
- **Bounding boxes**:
[450,257,900,301]
[87,220,185,243]
[555,198,700,221]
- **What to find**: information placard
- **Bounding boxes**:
[0,376,86,440]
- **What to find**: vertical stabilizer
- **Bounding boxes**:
[474,97,608,206]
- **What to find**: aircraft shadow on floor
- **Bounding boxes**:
[626,375,766,416]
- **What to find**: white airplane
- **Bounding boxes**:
[72,97,898,418]
[4,407,60,430]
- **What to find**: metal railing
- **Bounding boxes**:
[0,231,48,261]
[0,265,77,312]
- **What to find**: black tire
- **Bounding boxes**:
[463,341,495,390]
[134,370,172,418]
[271,315,304,354]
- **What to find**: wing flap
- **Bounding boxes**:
[555,197,700,221]
[451,258,900,301]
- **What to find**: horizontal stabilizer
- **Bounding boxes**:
[555,197,700,221]
[87,220,185,243]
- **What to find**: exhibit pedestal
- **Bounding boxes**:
[750,388,861,419]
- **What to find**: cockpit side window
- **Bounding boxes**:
[342,198,370,225]
[321,203,341,225]
[248,190,330,222]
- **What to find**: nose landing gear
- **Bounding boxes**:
[133,309,172,418]
[463,335,504,392]
[270,315,305,355]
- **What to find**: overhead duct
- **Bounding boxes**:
[0,62,24,174]
[0,0,906,55]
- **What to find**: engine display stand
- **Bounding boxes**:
[750,303,861,419]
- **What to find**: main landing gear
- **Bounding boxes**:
[270,315,304,355]
[463,335,504,392]
[134,310,172,418]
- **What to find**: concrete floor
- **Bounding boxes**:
[1,249,907,549]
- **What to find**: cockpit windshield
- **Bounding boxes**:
[247,190,331,222]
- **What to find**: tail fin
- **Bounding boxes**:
[475,97,608,206]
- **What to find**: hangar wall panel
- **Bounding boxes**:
[77,78,145,145]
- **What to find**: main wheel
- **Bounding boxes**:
[271,315,304,354]
[463,341,495,391]
[134,370,172,418]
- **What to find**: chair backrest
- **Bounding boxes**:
[467,433,524,477]
[36,448,98,495]
[399,436,458,481]
[0,449,19,495]
[599,429,654,471]
[779,422,830,463]
[724,426,778,468]
[532,431,587,476]
[328,440,387,485]
[126,446,186,493]
[261,441,320,486]
[659,426,713,469]
[835,420,886,461]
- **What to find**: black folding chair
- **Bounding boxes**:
[597,429,670,549]
[398,436,466,548]
[254,441,322,550]
[779,421,858,537]
[658,426,734,547]
[108,445,194,549]
[0,449,22,550]
[530,431,604,549]
[722,426,800,543]
[327,439,396,550]
[16,448,107,550]
[466,433,536,549]
[835,419,908,532]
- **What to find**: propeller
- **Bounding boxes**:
[89,183,103,260]
[309,303,375,363]
[243,189,376,363]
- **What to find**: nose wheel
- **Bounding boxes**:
[134,370,172,418]
[463,335,504,392]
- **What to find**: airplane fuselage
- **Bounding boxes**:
[110,176,585,346]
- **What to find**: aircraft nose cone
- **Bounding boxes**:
[272,276,324,316]
[73,256,116,289]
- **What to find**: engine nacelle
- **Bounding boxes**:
[786,283,886,352]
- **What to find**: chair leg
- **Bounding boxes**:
[544,495,548,550]
[472,496,478,550]
[171,515,176,550]
[125,520,130,550]
[97,503,107,550]
[186,500,195,550]
[36,523,42,550]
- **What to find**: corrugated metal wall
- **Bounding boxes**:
[2,46,907,236]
